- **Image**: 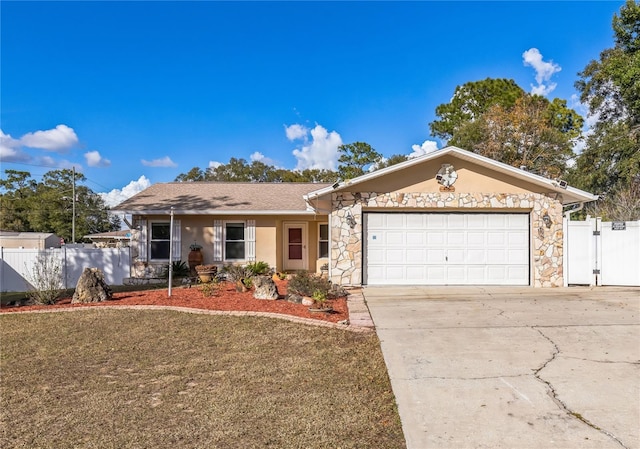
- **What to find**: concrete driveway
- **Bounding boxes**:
[364,286,640,449]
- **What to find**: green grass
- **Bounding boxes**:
[0,309,405,449]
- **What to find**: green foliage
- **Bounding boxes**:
[429,78,525,141]
[337,142,383,180]
[25,253,64,305]
[222,264,252,282]
[175,158,338,183]
[576,0,640,128]
[0,168,119,242]
[171,260,190,277]
[572,1,640,197]
[452,95,578,178]
[245,261,271,276]
[585,181,640,221]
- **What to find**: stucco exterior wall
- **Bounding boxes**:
[131,214,329,275]
[330,191,564,288]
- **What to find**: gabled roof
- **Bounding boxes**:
[113,182,332,215]
[304,146,598,205]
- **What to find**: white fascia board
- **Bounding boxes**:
[305,145,598,204]
[114,209,323,216]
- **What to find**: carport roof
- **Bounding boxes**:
[304,146,598,205]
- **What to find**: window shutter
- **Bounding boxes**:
[213,220,223,262]
[138,219,148,261]
[171,219,181,261]
[246,219,256,261]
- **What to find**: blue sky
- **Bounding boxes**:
[0,1,625,206]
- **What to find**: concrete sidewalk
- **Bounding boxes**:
[365,286,640,449]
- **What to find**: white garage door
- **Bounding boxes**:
[364,213,530,285]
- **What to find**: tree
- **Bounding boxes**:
[337,142,383,180]
[571,0,640,198]
[451,95,581,178]
[575,0,640,129]
[175,167,206,182]
[376,154,409,170]
[0,169,119,242]
[429,78,525,141]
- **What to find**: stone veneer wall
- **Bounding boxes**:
[330,191,564,288]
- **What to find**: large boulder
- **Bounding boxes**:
[252,275,279,300]
[72,268,113,303]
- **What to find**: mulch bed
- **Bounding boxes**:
[0,279,349,324]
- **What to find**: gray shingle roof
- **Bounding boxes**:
[113,182,332,214]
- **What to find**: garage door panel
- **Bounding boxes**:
[406,249,426,264]
[426,249,445,263]
[406,232,425,245]
[365,213,530,285]
[386,249,405,264]
[447,232,465,245]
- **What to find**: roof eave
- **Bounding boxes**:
[112,209,325,216]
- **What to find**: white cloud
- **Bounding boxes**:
[291,124,343,171]
[285,124,309,141]
[99,175,151,207]
[209,161,222,169]
[0,130,31,162]
[84,150,111,167]
[409,140,439,158]
[141,156,177,167]
[20,124,79,151]
[250,151,278,166]
[522,48,561,96]
[570,94,600,155]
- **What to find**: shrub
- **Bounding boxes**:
[245,261,271,276]
[25,253,65,305]
[163,260,190,278]
[288,271,334,298]
[222,264,252,282]
[199,279,220,297]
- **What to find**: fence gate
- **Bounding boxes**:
[565,217,640,286]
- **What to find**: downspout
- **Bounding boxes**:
[562,202,585,287]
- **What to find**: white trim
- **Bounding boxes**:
[149,221,173,261]
[304,146,598,205]
[137,219,147,261]
[318,222,329,259]
[246,219,256,261]
[115,209,321,216]
[213,220,223,262]
[283,222,308,271]
[223,220,248,262]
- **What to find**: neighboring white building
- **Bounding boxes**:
[0,231,63,249]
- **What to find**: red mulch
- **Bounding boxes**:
[0,279,349,324]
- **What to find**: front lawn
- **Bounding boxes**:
[0,309,405,449]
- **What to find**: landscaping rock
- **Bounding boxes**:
[253,275,279,300]
[285,293,303,304]
[72,268,113,303]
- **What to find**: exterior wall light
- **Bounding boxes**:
[346,212,357,229]
[542,213,552,228]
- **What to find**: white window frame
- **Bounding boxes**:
[318,222,329,259]
[149,221,171,261]
[224,221,247,261]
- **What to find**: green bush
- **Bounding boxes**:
[245,261,271,276]
[165,260,190,278]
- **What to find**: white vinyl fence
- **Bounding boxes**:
[0,247,131,292]
[565,217,640,286]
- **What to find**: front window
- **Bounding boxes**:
[150,222,170,260]
[225,222,245,260]
[318,223,329,258]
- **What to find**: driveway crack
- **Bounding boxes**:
[533,327,629,449]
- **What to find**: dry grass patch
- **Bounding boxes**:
[1,309,404,449]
